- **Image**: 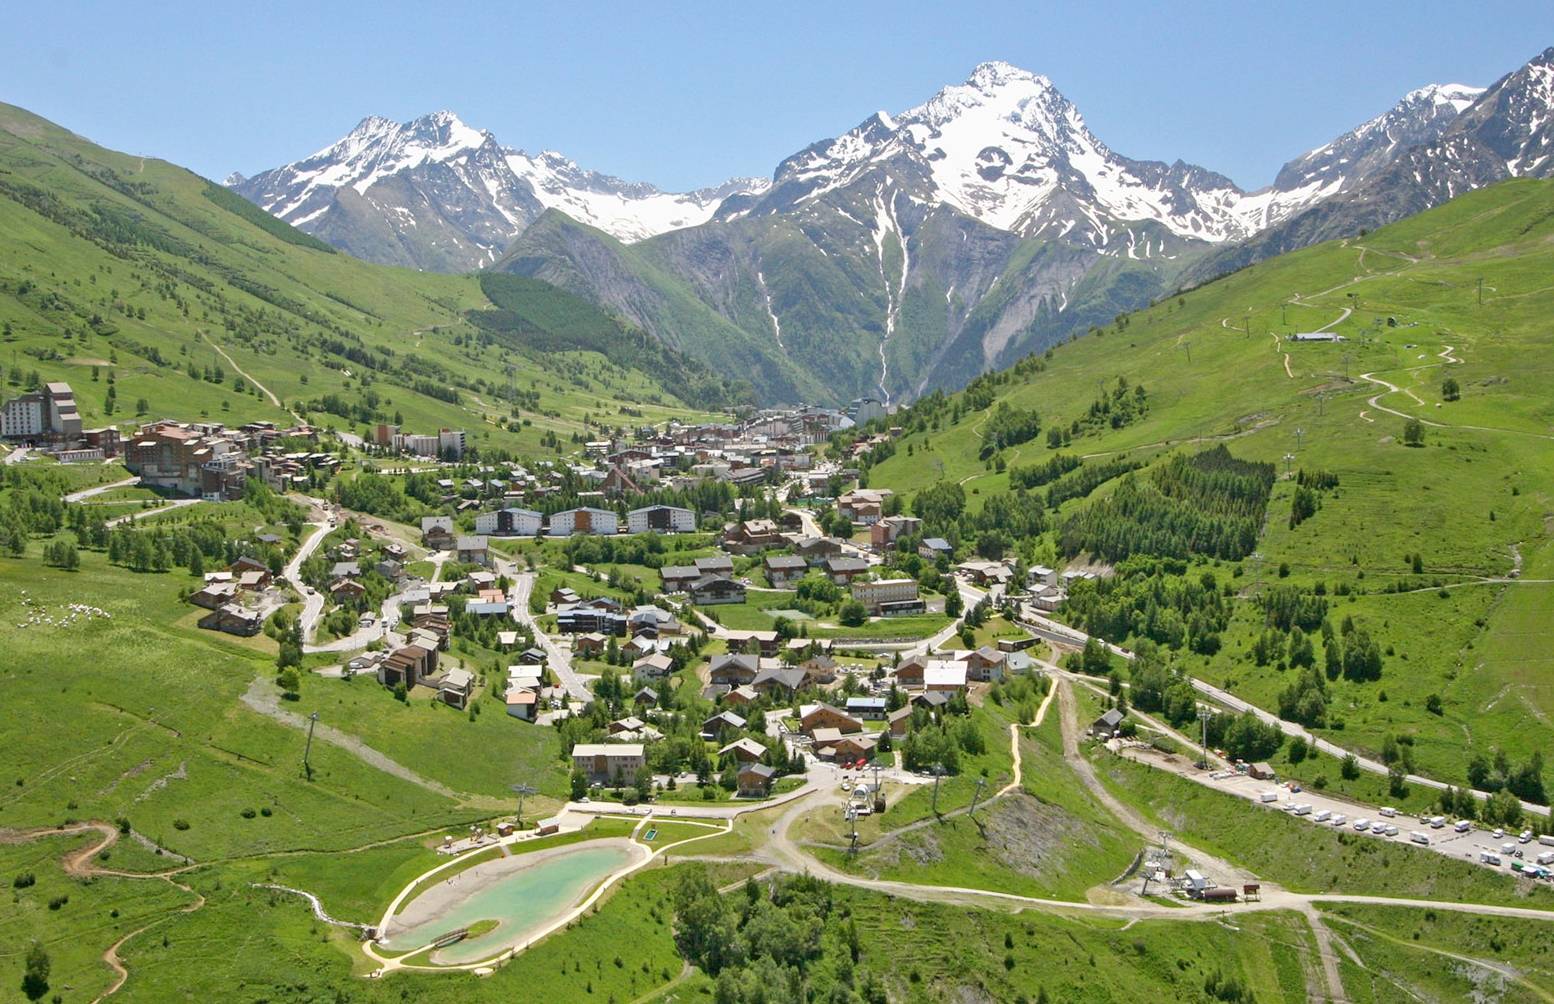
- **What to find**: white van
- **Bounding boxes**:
[1455,820,1472,833]
[1410,831,1430,845]
[1540,834,1554,847]
[1429,816,1447,829]
[1331,814,1348,826]
[1378,806,1397,818]
[1293,803,1313,816]
[1535,851,1554,866]
[1259,791,1279,803]
[1481,851,1503,866]
[1354,818,1372,831]
[1313,809,1331,822]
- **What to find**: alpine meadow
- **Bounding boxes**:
[5,13,1554,1004]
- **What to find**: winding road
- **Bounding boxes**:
[283,516,332,644]
[508,570,590,703]
[65,475,140,503]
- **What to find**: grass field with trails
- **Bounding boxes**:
[868,178,1554,790]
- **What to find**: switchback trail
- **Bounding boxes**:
[0,822,205,1003]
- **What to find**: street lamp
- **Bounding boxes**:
[1195,705,1211,770]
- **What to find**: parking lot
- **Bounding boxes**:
[1119,743,1554,880]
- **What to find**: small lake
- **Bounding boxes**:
[383,842,636,965]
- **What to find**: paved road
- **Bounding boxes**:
[897,576,987,657]
[64,475,140,503]
[285,518,332,644]
[305,591,406,655]
[3,446,29,465]
[509,570,590,703]
[104,498,200,527]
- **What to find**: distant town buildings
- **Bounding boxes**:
[372,423,466,459]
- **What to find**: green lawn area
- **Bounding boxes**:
[866,179,1554,795]
[844,887,1317,1002]
[816,610,953,641]
[965,615,1034,649]
[292,672,571,801]
[818,696,1137,900]
[0,831,199,1002]
[1320,903,1554,1000]
[0,548,485,863]
[114,861,756,1003]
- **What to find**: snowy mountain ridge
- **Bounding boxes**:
[735,61,1485,248]
[233,61,1497,272]
[230,109,769,263]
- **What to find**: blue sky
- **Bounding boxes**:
[5,2,1552,191]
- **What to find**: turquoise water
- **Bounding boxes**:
[386,843,635,964]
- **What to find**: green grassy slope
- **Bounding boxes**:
[0,103,712,454]
[869,178,1554,788]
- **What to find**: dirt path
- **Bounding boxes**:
[0,822,206,1002]
[1077,416,1280,461]
[197,330,283,410]
[1054,679,1256,885]
[239,676,465,800]
[1302,905,1350,1004]
[104,498,201,527]
[1324,912,1553,1002]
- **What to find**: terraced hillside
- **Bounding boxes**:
[0,103,737,456]
[867,178,1554,792]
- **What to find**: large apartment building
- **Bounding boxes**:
[123,421,251,499]
[851,577,923,615]
[373,423,466,460]
[1,382,80,441]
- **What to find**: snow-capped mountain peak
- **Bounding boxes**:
[1269,81,1487,198]
[1405,82,1487,113]
[757,61,1261,243]
[746,62,1505,249]
[229,111,766,264]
